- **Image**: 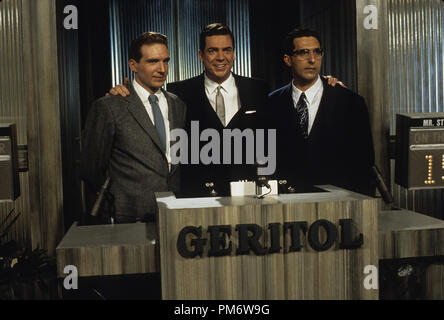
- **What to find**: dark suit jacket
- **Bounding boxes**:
[80,83,186,223]
[167,73,268,196]
[266,78,375,196]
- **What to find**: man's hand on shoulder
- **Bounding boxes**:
[106,77,131,97]
[323,75,347,88]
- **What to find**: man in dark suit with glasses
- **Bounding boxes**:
[266,28,375,196]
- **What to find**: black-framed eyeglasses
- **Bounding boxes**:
[291,48,324,60]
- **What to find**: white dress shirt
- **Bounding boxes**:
[132,79,171,169]
[204,73,241,126]
[291,75,324,134]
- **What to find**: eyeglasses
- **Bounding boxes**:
[291,48,324,61]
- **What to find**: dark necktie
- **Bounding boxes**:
[296,92,309,139]
[216,86,226,126]
[148,94,166,151]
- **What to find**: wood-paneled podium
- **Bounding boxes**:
[156,185,379,300]
[56,185,444,299]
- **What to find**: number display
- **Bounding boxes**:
[442,155,444,181]
[409,148,444,188]
[395,113,444,189]
[424,155,434,185]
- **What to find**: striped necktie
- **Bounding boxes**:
[216,86,226,126]
[296,92,309,139]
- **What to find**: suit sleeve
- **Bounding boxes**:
[252,79,270,131]
[166,82,180,97]
[349,95,376,195]
[260,79,270,100]
[80,99,115,193]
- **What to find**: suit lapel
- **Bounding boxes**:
[196,74,224,129]
[308,79,336,142]
[163,88,178,131]
[125,83,166,156]
[234,74,246,108]
[228,74,250,128]
[278,83,295,115]
[162,89,181,175]
[275,83,306,141]
[284,83,294,110]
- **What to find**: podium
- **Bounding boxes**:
[56,185,444,299]
[156,185,380,300]
[56,222,158,277]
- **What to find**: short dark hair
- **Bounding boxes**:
[283,28,322,55]
[129,32,168,62]
[199,23,235,52]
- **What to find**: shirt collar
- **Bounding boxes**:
[291,75,322,105]
[132,79,163,104]
[204,72,235,94]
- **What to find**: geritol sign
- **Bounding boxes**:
[177,218,363,258]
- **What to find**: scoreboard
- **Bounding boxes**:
[395,113,444,189]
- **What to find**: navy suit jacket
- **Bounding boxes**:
[167,73,269,196]
[266,78,375,196]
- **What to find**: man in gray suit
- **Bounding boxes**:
[80,32,186,223]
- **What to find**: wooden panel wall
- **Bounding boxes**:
[0,0,31,250]
[388,0,444,220]
[0,0,64,255]
[356,0,391,188]
[356,0,444,219]
[23,0,64,255]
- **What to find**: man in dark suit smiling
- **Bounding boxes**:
[80,32,186,223]
[167,23,269,196]
[267,28,375,196]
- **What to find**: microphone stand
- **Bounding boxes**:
[256,176,272,199]
[372,165,395,208]
[90,177,114,224]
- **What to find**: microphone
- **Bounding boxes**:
[91,177,111,217]
[256,176,271,189]
[372,165,394,205]
[256,176,272,199]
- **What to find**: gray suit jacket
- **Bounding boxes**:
[80,83,186,223]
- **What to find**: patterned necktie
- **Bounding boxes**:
[148,94,166,151]
[216,86,226,126]
[296,92,309,139]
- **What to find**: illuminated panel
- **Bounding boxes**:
[424,155,434,185]
[396,113,444,189]
[442,155,444,181]
[407,128,444,189]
